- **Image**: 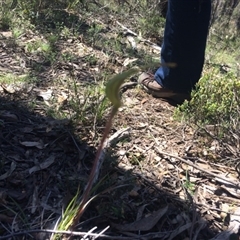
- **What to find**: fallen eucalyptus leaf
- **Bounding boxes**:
[112,206,168,231]
[28,156,55,174]
[0,162,16,180]
[20,141,45,149]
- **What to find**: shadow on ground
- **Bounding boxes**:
[0,95,220,240]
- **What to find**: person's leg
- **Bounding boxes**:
[154,0,211,94]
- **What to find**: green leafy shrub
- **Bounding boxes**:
[176,69,240,131]
[138,14,165,38]
[0,0,14,30]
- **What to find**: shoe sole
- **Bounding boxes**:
[142,86,190,104]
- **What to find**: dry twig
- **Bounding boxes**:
[155,148,240,188]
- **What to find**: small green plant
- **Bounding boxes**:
[0,14,11,30]
[94,95,109,121]
[0,1,13,30]
[47,34,58,46]
[138,14,165,38]
[176,69,240,128]
[12,27,24,39]
[110,205,125,219]
[175,68,240,159]
[87,23,104,45]
[52,67,141,234]
[52,190,80,240]
[58,62,167,232]
[182,171,195,195]
[61,52,76,62]
[25,39,51,53]
[85,54,98,66]
[127,152,144,165]
[60,26,71,38]
[0,73,32,84]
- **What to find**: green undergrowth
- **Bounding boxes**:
[0,0,240,238]
[0,73,37,85]
[175,68,240,141]
[1,0,239,136]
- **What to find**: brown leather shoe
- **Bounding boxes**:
[138,72,190,104]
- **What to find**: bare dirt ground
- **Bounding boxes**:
[0,12,240,240]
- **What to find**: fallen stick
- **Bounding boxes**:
[0,227,137,240]
[155,148,240,189]
[115,20,162,51]
[93,127,131,184]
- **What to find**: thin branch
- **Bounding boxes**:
[115,20,161,51]
[155,148,240,189]
[0,227,135,240]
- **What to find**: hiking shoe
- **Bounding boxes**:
[138,72,190,104]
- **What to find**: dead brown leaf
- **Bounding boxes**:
[20,141,45,149]
[0,162,16,180]
[168,222,193,240]
[0,111,18,122]
[28,155,55,174]
[112,206,168,231]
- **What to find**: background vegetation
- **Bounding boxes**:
[0,0,240,239]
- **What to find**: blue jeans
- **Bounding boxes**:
[155,0,211,94]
